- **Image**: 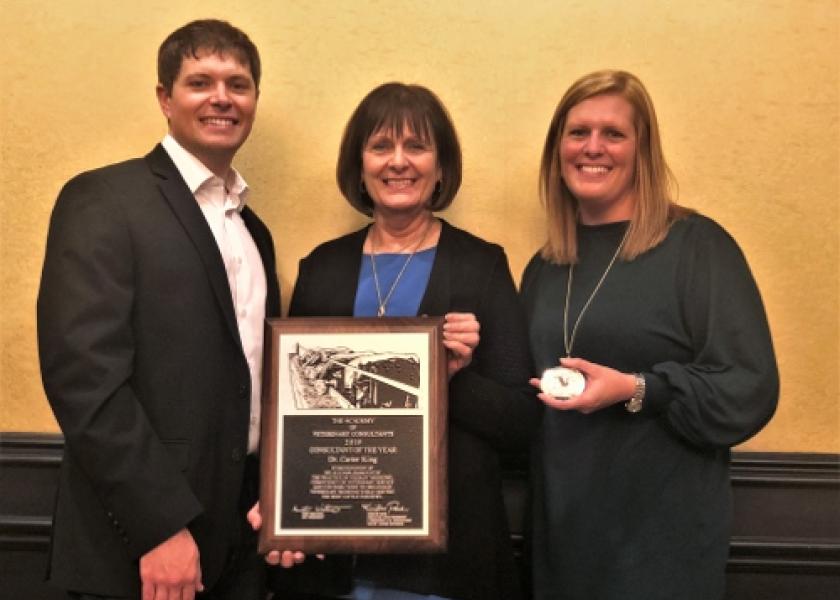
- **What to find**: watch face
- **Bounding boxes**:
[626,397,643,413]
[540,366,586,399]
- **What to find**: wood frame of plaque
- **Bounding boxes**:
[258,317,448,554]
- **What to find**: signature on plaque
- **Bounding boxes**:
[292,503,352,520]
[361,500,413,527]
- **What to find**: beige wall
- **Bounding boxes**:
[1,0,838,451]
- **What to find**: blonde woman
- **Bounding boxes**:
[521,70,778,599]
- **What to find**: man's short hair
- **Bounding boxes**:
[158,19,261,94]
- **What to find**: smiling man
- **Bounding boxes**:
[37,20,279,600]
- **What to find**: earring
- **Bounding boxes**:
[434,180,442,196]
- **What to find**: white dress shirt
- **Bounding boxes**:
[162,134,266,454]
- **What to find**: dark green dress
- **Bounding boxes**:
[521,214,778,600]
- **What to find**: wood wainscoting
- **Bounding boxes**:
[2,433,838,599]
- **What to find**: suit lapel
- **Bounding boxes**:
[144,144,241,345]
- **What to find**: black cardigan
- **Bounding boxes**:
[272,219,540,600]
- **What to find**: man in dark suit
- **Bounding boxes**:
[37,20,279,600]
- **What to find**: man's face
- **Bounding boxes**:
[157,50,257,174]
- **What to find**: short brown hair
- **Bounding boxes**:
[539,70,691,264]
[157,19,261,94]
[336,83,462,216]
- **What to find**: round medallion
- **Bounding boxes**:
[540,366,586,399]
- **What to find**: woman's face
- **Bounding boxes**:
[560,94,637,223]
[361,124,441,216]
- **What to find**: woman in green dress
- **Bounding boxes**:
[521,70,779,600]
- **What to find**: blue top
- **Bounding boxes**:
[354,247,437,317]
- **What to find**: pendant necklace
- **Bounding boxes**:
[563,227,629,357]
[369,219,434,317]
[541,226,629,399]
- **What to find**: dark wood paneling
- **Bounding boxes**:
[2,433,839,598]
[0,433,62,523]
[728,451,840,584]
[0,433,64,600]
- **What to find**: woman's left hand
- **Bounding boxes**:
[442,312,480,378]
[247,502,322,567]
[529,357,636,414]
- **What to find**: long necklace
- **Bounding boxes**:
[563,228,629,357]
[369,219,434,317]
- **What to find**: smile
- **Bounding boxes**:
[577,165,610,174]
[382,178,417,189]
[200,117,239,126]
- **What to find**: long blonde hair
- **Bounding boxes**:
[539,70,691,264]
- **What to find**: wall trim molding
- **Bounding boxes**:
[0,515,52,550]
[731,452,840,487]
[0,432,63,467]
[2,433,839,576]
[729,538,840,574]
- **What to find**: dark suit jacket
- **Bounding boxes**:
[280,220,540,600]
[37,144,280,597]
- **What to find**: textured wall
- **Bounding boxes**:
[1,0,837,451]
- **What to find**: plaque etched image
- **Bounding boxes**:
[258,317,448,554]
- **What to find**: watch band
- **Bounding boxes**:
[625,373,645,413]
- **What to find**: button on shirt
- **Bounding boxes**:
[162,134,266,454]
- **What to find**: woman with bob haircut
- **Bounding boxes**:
[272,82,540,600]
[520,70,778,599]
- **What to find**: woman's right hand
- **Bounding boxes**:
[530,357,636,414]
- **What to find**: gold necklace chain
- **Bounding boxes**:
[369,220,434,317]
[563,228,629,357]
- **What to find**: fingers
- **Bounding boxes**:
[266,549,309,567]
[442,339,471,358]
[143,578,200,600]
[559,356,592,373]
[139,529,202,600]
[537,391,582,411]
[280,550,306,569]
[444,313,480,345]
[195,561,203,593]
[247,501,262,530]
[444,312,479,327]
[182,583,197,600]
[443,313,479,375]
[443,339,473,378]
[146,583,196,600]
[278,550,306,568]
[443,336,478,361]
[173,585,195,600]
[444,322,479,342]
[444,329,479,345]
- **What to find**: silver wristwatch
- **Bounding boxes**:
[625,373,645,413]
